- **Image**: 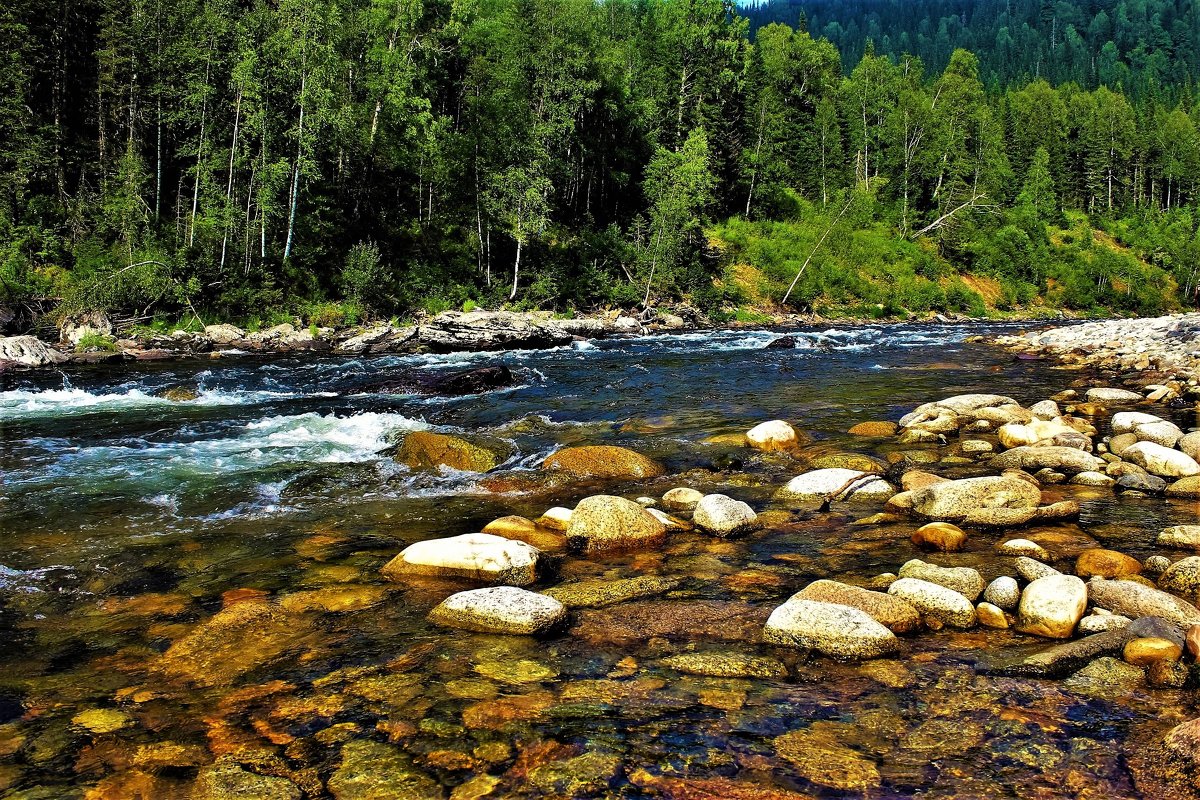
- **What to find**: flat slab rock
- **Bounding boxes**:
[427,586,567,635]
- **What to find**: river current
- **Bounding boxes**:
[1,323,1198,798]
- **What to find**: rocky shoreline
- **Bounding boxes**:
[0,308,691,370]
[990,312,1200,401]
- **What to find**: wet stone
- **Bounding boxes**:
[774,723,881,791]
[659,651,787,679]
[528,750,622,796]
[543,575,679,609]
[328,740,444,800]
[192,764,302,800]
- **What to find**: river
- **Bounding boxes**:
[1,323,1197,798]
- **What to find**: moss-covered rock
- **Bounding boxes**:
[394,431,500,472]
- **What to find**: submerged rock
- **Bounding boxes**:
[193,765,301,800]
[528,751,622,796]
[774,724,881,791]
[157,386,200,402]
[544,575,679,608]
[381,533,541,586]
[1016,574,1087,639]
[427,586,567,635]
[155,600,314,687]
[976,629,1130,678]
[328,740,443,800]
[763,598,899,659]
[659,651,787,679]
[692,494,758,537]
[565,495,667,553]
[542,445,665,480]
[795,579,921,633]
[393,431,500,472]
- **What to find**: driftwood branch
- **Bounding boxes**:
[819,473,884,513]
[909,193,994,239]
[782,194,854,306]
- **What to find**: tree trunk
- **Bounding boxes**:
[509,238,522,300]
[284,72,307,261]
[220,89,243,271]
[189,55,212,247]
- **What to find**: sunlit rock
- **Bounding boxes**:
[382,533,541,586]
[887,578,976,628]
[541,445,665,479]
[1016,574,1087,639]
[745,420,799,452]
[692,494,758,537]
[427,586,566,635]
[565,495,667,553]
[763,598,899,659]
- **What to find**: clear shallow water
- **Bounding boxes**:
[1,323,1198,798]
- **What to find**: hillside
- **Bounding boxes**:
[1,0,1198,337]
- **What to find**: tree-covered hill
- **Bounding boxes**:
[742,0,1200,94]
[1,0,1198,331]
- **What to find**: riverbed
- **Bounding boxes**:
[1,323,1198,798]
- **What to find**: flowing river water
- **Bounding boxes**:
[1,323,1199,798]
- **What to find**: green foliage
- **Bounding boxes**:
[340,242,388,311]
[0,0,1195,323]
[301,300,363,328]
[74,332,118,352]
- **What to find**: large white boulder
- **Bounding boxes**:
[381,533,541,586]
[1122,441,1200,478]
[1016,574,1087,639]
[745,420,799,452]
[764,598,899,659]
[776,469,895,505]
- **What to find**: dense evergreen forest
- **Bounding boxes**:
[744,0,1200,92]
[2,0,1200,329]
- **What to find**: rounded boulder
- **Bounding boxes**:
[764,598,900,659]
[565,495,668,553]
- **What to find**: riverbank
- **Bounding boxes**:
[0,302,1082,371]
[989,313,1200,401]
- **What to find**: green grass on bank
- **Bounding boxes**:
[712,198,1180,320]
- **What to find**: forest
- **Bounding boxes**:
[2,0,1200,328]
